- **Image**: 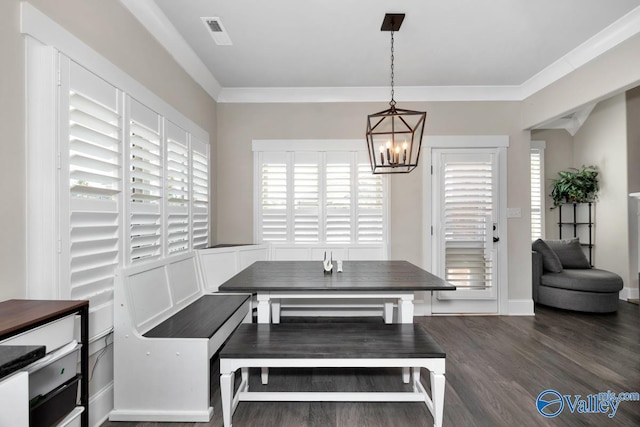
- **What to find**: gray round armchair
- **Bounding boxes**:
[532,238,623,313]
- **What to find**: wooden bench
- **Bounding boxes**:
[110,253,251,422]
[219,323,446,427]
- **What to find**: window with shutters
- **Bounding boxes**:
[254,141,388,246]
[531,141,546,240]
[128,98,163,263]
[61,60,123,312]
[32,55,211,335]
[442,159,494,290]
[191,138,210,249]
[325,155,352,243]
[165,122,190,255]
[294,153,320,242]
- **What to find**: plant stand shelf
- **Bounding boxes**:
[558,202,594,265]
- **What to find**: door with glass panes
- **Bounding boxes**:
[431,149,501,314]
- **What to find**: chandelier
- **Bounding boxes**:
[366,13,426,174]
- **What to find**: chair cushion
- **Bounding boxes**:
[541,268,623,293]
[532,239,563,273]
[545,238,591,269]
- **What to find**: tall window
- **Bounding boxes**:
[254,141,388,245]
[29,53,210,333]
[531,141,546,240]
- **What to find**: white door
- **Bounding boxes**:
[431,149,502,314]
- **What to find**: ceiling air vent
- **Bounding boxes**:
[201,17,232,46]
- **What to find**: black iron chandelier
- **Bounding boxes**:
[366,13,426,174]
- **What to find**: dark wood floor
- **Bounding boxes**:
[103,302,640,427]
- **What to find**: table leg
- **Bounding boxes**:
[272,300,281,324]
[220,371,235,427]
[384,300,394,324]
[257,294,271,324]
[397,295,415,324]
[398,294,415,382]
[261,367,269,385]
[430,370,446,427]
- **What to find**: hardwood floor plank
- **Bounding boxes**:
[102,303,640,427]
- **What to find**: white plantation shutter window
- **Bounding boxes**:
[294,153,320,242]
[356,157,384,242]
[531,143,545,240]
[62,60,122,308]
[443,160,494,289]
[254,142,388,246]
[261,152,289,242]
[325,153,352,243]
[165,122,190,254]
[191,137,209,249]
[127,98,163,263]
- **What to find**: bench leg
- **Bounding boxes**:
[261,367,269,385]
[402,367,410,383]
[242,367,249,392]
[272,300,281,324]
[411,367,421,391]
[220,371,235,427]
[430,370,445,427]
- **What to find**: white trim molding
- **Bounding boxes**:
[508,299,535,316]
[120,3,640,103]
[621,287,639,301]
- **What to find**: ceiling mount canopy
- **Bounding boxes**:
[366,13,426,174]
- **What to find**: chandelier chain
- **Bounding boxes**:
[390,30,395,107]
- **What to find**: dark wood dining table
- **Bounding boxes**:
[218,260,455,324]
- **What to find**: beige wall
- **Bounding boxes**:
[522,33,640,130]
[531,129,574,239]
[574,95,630,284]
[626,88,640,294]
[0,1,26,301]
[0,0,217,301]
[217,101,534,300]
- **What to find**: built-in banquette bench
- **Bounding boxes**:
[109,252,251,422]
[219,323,446,427]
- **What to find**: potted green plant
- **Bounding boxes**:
[550,165,599,208]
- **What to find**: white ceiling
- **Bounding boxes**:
[126,0,640,101]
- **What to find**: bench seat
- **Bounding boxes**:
[144,294,251,339]
[219,323,446,427]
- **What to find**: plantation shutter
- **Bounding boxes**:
[530,145,544,240]
[165,121,190,254]
[127,97,163,263]
[191,137,209,249]
[260,152,288,242]
[443,158,494,289]
[63,60,121,308]
[293,153,320,242]
[356,155,384,242]
[325,152,352,242]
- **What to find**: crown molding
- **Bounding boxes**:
[119,0,221,100]
[519,5,640,99]
[123,2,640,103]
[216,85,524,103]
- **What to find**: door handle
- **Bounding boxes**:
[493,236,500,243]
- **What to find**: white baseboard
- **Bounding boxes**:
[508,299,535,316]
[90,381,114,427]
[621,287,639,300]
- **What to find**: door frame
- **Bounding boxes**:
[422,135,509,315]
